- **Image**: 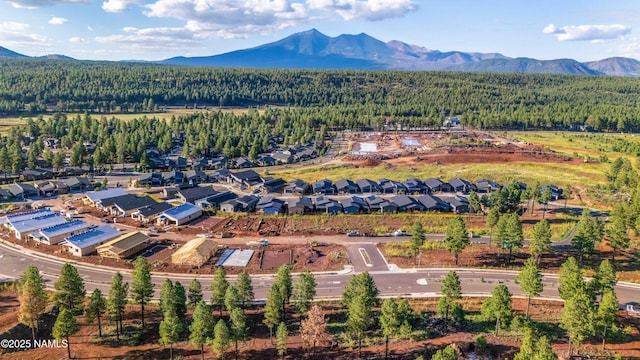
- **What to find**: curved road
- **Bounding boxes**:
[1,241,639,308]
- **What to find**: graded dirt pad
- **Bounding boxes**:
[260,249,293,270]
[0,290,19,334]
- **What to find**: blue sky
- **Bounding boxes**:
[1,0,640,61]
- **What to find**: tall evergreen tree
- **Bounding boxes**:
[486,206,500,246]
[211,319,230,360]
[131,256,155,327]
[53,263,86,314]
[160,278,175,315]
[294,270,317,315]
[159,309,183,360]
[190,301,214,360]
[224,285,242,313]
[380,298,400,360]
[275,265,293,320]
[52,308,80,360]
[211,267,229,316]
[18,265,48,343]
[444,215,469,265]
[188,278,203,308]
[409,221,426,264]
[347,294,373,359]
[592,259,617,296]
[106,272,129,340]
[560,288,594,354]
[276,321,288,360]
[529,219,552,264]
[438,271,462,322]
[341,272,379,312]
[174,281,187,321]
[85,289,106,338]
[229,307,248,360]
[517,257,544,318]
[597,288,619,350]
[263,282,282,343]
[558,257,586,301]
[481,285,513,335]
[606,215,630,262]
[235,270,254,309]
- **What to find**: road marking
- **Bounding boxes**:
[416,278,428,285]
[332,281,341,284]
[358,248,373,267]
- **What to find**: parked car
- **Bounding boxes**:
[347,231,360,237]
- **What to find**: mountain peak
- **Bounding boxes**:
[0,45,28,59]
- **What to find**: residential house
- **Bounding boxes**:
[131,202,173,223]
[30,220,94,245]
[312,179,335,195]
[448,178,476,193]
[34,180,58,197]
[220,195,259,213]
[391,195,425,212]
[541,185,563,200]
[424,178,447,193]
[416,194,451,212]
[286,197,314,215]
[272,151,293,164]
[256,154,277,167]
[365,196,398,213]
[403,178,427,194]
[98,194,158,217]
[260,178,287,193]
[356,179,380,194]
[340,196,368,214]
[185,169,207,186]
[158,203,202,226]
[9,182,40,199]
[256,195,285,215]
[176,186,218,204]
[63,225,121,257]
[314,196,342,214]
[378,178,407,194]
[447,196,470,213]
[196,191,236,209]
[229,170,263,188]
[284,179,310,195]
[22,168,53,181]
[64,177,93,192]
[335,179,358,194]
[475,179,501,193]
[96,231,151,259]
[233,157,254,168]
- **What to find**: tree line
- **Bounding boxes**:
[4,59,640,131]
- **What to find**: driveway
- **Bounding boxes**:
[345,243,389,272]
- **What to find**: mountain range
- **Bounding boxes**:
[3,29,640,76]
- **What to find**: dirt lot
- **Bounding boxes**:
[2,289,638,360]
[346,130,582,167]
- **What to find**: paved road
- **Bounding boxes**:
[1,241,639,308]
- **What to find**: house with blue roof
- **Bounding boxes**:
[11,213,67,240]
[158,203,203,226]
[30,220,94,245]
[63,225,120,256]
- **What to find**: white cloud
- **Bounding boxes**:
[48,17,68,25]
[68,37,85,43]
[0,21,49,47]
[95,26,200,49]
[543,23,631,42]
[102,0,142,12]
[87,26,93,31]
[307,0,418,21]
[7,0,88,8]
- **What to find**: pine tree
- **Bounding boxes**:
[85,289,106,337]
[597,288,619,350]
[409,221,425,264]
[276,321,288,359]
[347,294,373,359]
[341,272,379,312]
[224,285,241,313]
[229,307,248,360]
[432,344,458,360]
[211,267,229,316]
[444,215,469,265]
[159,309,183,360]
[560,288,594,354]
[160,278,175,315]
[106,272,129,340]
[190,301,214,360]
[480,284,513,335]
[606,215,630,263]
[572,208,601,264]
[592,259,617,296]
[504,212,524,264]
[211,319,230,360]
[174,281,187,321]
[275,265,292,320]
[517,257,543,318]
[263,282,282,343]
[235,270,254,309]
[558,257,586,301]
[294,270,316,315]
[18,265,48,343]
[131,256,155,327]
[188,278,203,307]
[380,298,400,359]
[468,191,482,213]
[300,304,329,356]
[486,206,500,246]
[529,219,551,264]
[53,263,86,314]
[533,336,558,360]
[52,308,80,360]
[438,271,462,322]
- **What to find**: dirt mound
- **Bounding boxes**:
[297,247,321,265]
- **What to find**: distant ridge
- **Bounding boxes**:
[4,29,640,76]
[0,45,27,59]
